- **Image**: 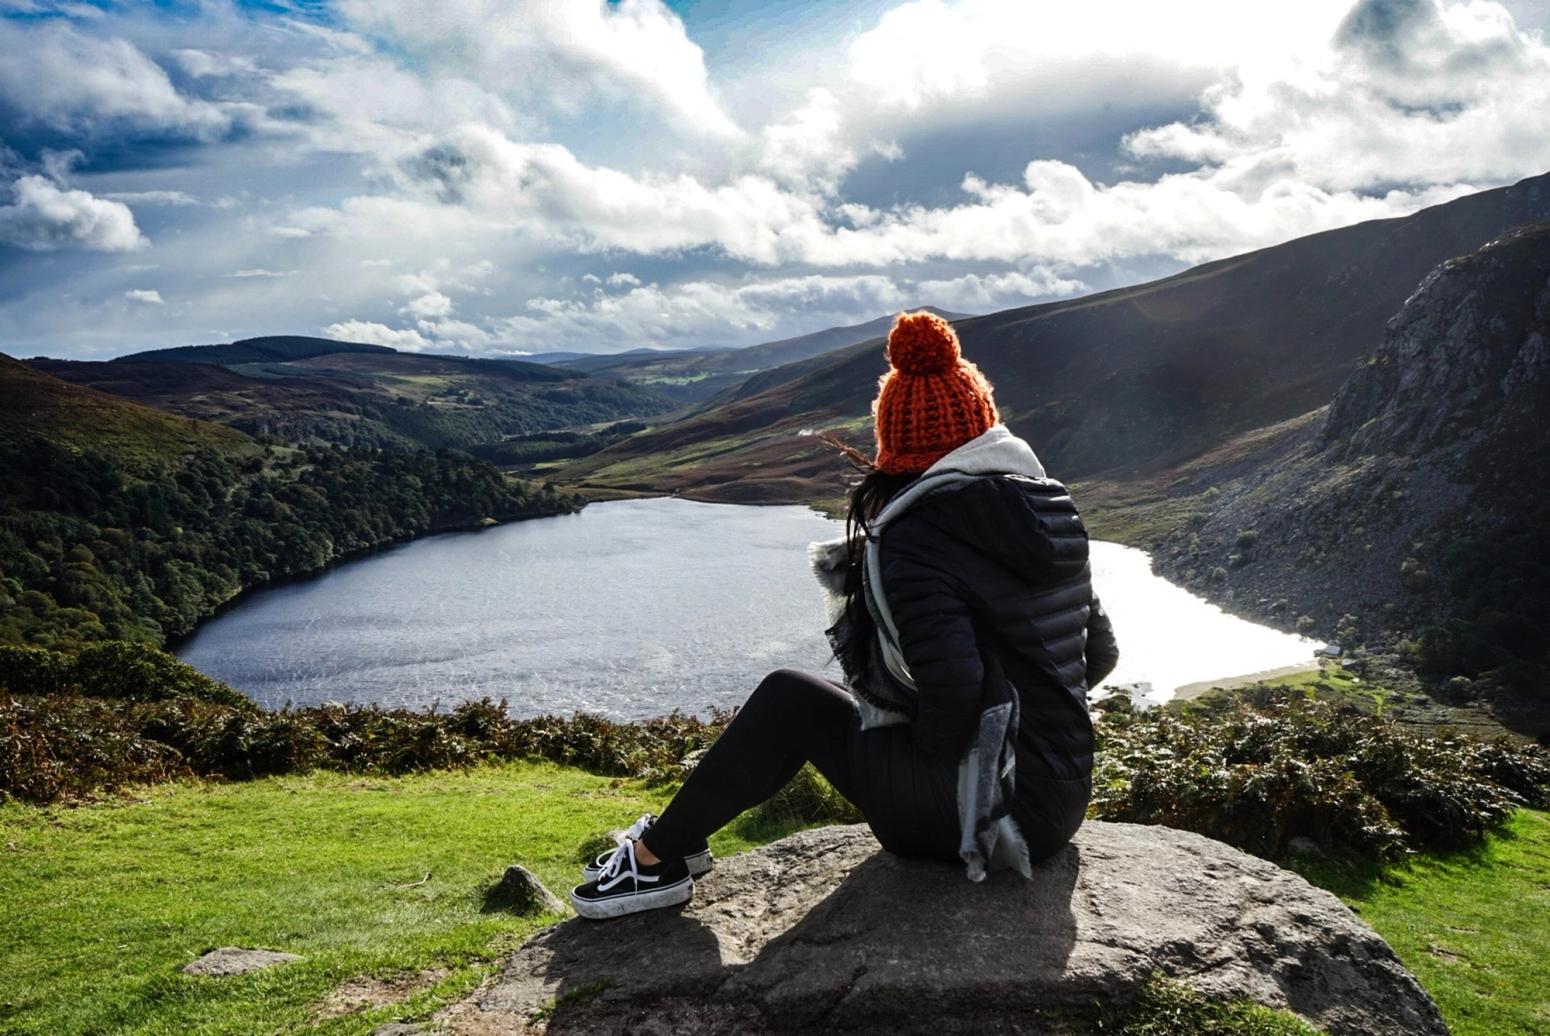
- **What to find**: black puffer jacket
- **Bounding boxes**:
[877,473,1118,781]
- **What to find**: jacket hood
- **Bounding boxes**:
[922,424,1046,480]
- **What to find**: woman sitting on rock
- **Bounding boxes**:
[570,310,1119,919]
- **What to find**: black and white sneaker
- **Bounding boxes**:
[581,813,714,882]
[570,840,694,920]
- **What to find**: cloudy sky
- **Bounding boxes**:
[2,0,1549,359]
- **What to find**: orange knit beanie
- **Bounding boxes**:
[871,311,999,474]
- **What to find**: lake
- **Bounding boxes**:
[177,497,1321,716]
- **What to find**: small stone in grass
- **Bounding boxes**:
[182,947,301,977]
[486,864,565,915]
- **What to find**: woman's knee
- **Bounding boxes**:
[755,668,809,692]
[748,668,848,713]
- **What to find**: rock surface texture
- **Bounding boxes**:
[181,946,301,977]
[443,823,1445,1035]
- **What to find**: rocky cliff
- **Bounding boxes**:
[441,824,1445,1035]
[1150,222,1550,727]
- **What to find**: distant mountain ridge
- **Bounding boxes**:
[33,335,675,453]
[542,307,968,406]
[115,335,396,366]
[35,310,974,454]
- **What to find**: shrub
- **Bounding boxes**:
[70,642,254,708]
[1092,694,1550,861]
[0,694,188,802]
[0,641,251,707]
[0,688,734,804]
[0,644,69,695]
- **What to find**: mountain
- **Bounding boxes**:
[522,350,595,364]
[30,335,677,453]
[556,345,734,373]
[711,306,969,379]
[554,172,1550,503]
[0,353,251,473]
[0,355,580,649]
[114,335,395,365]
[1134,223,1550,729]
[542,308,968,406]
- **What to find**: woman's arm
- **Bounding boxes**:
[878,528,984,762]
[1085,588,1119,690]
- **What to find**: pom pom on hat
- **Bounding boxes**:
[887,311,961,375]
[871,310,999,474]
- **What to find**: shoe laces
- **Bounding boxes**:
[598,838,640,885]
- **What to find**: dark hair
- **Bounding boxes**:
[824,431,917,679]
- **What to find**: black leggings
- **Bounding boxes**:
[645,669,962,864]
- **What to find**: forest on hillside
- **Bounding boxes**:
[0,438,581,650]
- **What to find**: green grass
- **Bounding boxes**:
[4,764,1546,1035]
[1100,974,1320,1035]
[1292,809,1550,1036]
[0,761,783,1035]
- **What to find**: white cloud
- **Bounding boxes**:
[403,290,453,318]
[335,0,739,138]
[269,207,341,239]
[323,319,430,351]
[1124,0,1550,190]
[392,124,821,263]
[869,139,904,162]
[172,48,258,79]
[915,268,1087,309]
[496,271,1035,352]
[102,190,202,206]
[414,316,493,350]
[0,175,147,252]
[272,56,522,157]
[759,88,855,194]
[123,288,164,304]
[226,268,295,278]
[844,0,1344,111]
[0,20,230,139]
[385,123,1468,270]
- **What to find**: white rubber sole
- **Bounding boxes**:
[581,848,714,883]
[569,875,694,919]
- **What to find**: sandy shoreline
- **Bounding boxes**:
[1172,662,1323,702]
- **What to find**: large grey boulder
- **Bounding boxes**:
[445,823,1445,1035]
